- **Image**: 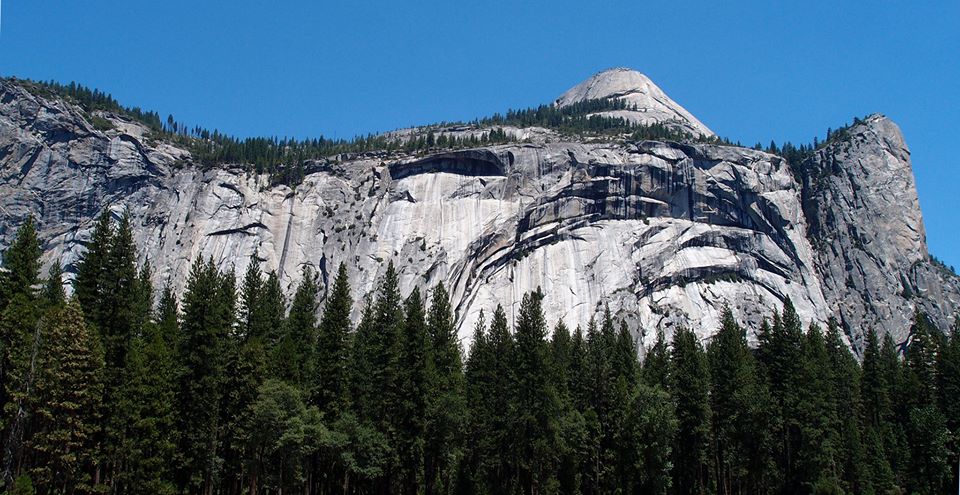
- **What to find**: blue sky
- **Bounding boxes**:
[2,1,958,268]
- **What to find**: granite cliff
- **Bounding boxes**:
[1,68,956,351]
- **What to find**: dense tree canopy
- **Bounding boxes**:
[0,213,957,494]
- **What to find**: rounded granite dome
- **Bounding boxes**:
[555,67,714,138]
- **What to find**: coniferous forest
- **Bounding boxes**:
[0,211,959,495]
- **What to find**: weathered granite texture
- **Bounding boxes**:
[0,71,955,351]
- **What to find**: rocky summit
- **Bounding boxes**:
[0,69,956,352]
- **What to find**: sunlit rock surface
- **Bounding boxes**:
[555,67,715,138]
[1,74,956,353]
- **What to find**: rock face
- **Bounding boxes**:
[799,115,960,350]
[555,67,715,138]
[0,72,956,351]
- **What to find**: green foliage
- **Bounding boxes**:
[708,309,777,494]
[27,300,104,493]
[424,283,466,494]
[277,266,319,388]
[314,263,352,414]
[510,289,561,493]
[0,216,41,312]
[113,312,178,494]
[244,379,325,493]
[395,287,428,493]
[2,214,959,493]
[670,326,714,494]
[174,257,234,492]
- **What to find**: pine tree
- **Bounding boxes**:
[903,310,951,493]
[347,262,403,489]
[396,288,428,494]
[314,263,352,414]
[757,300,804,488]
[936,317,960,489]
[28,300,104,494]
[670,326,713,494]
[609,321,638,490]
[795,324,841,491]
[879,332,910,486]
[859,328,896,493]
[642,328,670,390]
[74,210,112,327]
[41,260,65,308]
[101,209,139,373]
[424,283,466,494]
[548,319,586,495]
[175,258,231,492]
[0,217,43,478]
[0,217,41,313]
[483,304,517,492]
[239,253,264,340]
[582,313,614,492]
[708,308,777,494]
[115,304,178,494]
[823,319,866,492]
[261,270,287,375]
[511,289,561,494]
[462,311,489,491]
[278,266,320,389]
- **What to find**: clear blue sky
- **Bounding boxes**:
[2,1,958,269]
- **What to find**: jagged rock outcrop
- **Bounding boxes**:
[799,115,960,350]
[0,72,956,351]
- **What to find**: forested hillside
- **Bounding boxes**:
[1,211,958,494]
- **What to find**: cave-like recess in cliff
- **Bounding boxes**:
[388,149,507,180]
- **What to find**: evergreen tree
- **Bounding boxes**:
[757,300,805,488]
[41,260,65,308]
[510,289,561,494]
[277,265,320,388]
[314,263,352,414]
[74,210,112,327]
[27,300,104,494]
[670,326,713,494]
[859,328,896,493]
[175,258,231,493]
[642,328,670,390]
[823,319,866,492]
[115,304,178,494]
[903,311,951,493]
[795,324,841,491]
[239,253,264,341]
[347,262,404,489]
[424,283,466,494]
[879,332,910,486]
[549,319,586,495]
[463,305,517,493]
[936,317,960,489]
[101,209,139,373]
[708,309,777,494]
[396,288,428,494]
[155,283,180,348]
[462,311,489,491]
[0,216,41,313]
[0,217,43,481]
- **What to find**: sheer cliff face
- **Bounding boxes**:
[800,115,960,349]
[0,72,956,349]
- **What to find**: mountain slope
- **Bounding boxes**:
[0,70,955,350]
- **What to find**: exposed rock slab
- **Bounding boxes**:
[0,78,956,353]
